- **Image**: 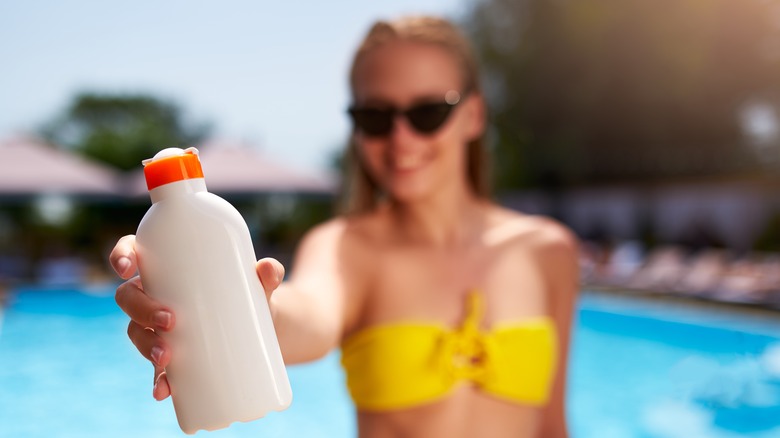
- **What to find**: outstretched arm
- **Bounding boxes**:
[269,219,356,364]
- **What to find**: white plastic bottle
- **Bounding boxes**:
[134,147,292,434]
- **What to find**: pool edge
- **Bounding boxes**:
[581,288,780,337]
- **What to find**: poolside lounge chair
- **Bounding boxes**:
[676,249,729,297]
[627,245,689,293]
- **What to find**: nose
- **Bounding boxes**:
[388,113,419,148]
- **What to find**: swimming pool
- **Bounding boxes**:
[1,286,779,437]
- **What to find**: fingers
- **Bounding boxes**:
[113,238,173,402]
[110,235,138,279]
[127,320,172,401]
[115,276,174,332]
[127,321,171,367]
[256,258,285,300]
[153,370,171,401]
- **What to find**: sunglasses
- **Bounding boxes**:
[348,90,466,137]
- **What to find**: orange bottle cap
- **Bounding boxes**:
[143,147,204,191]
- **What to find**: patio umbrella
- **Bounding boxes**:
[128,140,337,197]
[0,136,121,198]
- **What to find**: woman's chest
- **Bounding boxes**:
[355,244,551,327]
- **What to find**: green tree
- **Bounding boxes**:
[464,0,780,190]
[41,92,210,170]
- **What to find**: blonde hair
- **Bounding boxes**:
[340,16,490,214]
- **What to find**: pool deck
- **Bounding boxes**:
[584,287,780,335]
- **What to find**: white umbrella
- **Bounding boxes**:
[0,136,121,198]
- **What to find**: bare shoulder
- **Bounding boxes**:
[484,205,579,256]
[294,212,383,265]
[293,217,346,258]
[298,216,349,244]
[497,208,580,315]
[485,205,579,291]
[291,213,380,331]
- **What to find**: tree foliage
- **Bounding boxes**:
[464,0,780,190]
[42,92,210,171]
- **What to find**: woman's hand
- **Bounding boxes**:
[109,234,286,401]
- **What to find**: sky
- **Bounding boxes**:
[0,0,469,174]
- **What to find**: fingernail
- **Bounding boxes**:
[117,257,131,275]
[151,346,163,366]
[154,311,172,329]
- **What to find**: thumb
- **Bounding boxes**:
[256,258,285,301]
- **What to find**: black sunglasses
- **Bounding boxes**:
[348,90,467,137]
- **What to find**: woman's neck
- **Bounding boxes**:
[386,187,487,247]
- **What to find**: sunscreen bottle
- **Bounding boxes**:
[135,147,292,434]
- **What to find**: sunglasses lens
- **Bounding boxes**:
[405,103,453,134]
[349,96,461,137]
[349,108,393,136]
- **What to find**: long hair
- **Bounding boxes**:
[340,16,490,214]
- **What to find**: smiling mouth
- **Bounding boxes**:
[392,155,427,172]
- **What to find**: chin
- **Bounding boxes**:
[385,180,437,204]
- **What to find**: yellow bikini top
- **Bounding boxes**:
[340,292,558,411]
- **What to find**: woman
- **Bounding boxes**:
[111,16,578,438]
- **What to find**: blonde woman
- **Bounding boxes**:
[111,16,579,438]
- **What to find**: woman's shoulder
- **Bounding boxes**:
[485,205,579,300]
[296,212,385,254]
[484,204,579,256]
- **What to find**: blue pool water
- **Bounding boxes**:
[1,286,779,438]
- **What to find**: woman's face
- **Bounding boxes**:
[351,41,484,204]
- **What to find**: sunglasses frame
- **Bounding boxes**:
[348,89,468,137]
